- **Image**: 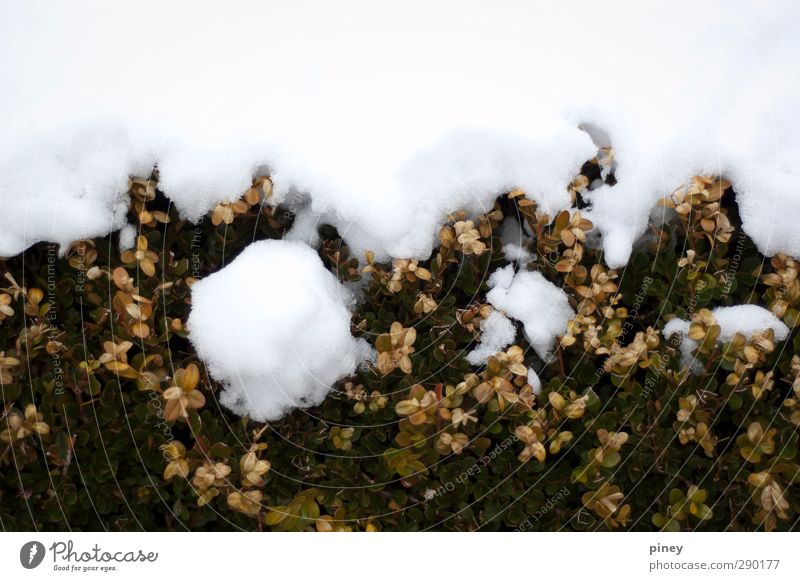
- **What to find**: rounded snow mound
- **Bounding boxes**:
[663,304,790,371]
[485,265,574,360]
[187,239,373,421]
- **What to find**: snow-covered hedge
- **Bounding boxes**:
[2,0,799,532]
[1,162,798,531]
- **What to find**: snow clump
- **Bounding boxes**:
[465,310,517,366]
[187,240,373,421]
[663,305,790,371]
[485,265,574,360]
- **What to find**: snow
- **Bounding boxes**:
[2,1,800,420]
[0,125,138,256]
[500,219,534,264]
[0,1,798,266]
[466,310,517,366]
[527,369,542,396]
[502,243,533,264]
[485,266,574,360]
[118,223,137,252]
[187,240,373,421]
[663,305,790,370]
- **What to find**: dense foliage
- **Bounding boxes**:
[1,154,798,531]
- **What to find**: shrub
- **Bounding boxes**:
[1,159,798,531]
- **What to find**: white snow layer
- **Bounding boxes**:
[500,219,534,264]
[663,305,790,370]
[466,310,517,365]
[1,1,799,265]
[527,369,542,396]
[486,266,574,360]
[187,240,372,421]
